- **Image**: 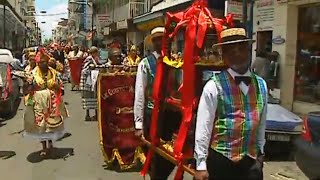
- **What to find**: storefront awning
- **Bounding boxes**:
[133,11,163,24]
[135,17,164,31]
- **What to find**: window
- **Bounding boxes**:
[295,5,320,104]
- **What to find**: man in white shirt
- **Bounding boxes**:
[134,27,179,179]
[194,28,267,180]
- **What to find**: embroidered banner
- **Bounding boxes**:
[68,58,83,86]
[97,72,145,170]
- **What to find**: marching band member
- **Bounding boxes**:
[194,28,267,180]
[80,46,100,121]
[23,48,69,157]
[68,45,83,90]
[25,52,36,72]
[134,27,178,179]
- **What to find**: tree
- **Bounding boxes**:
[43,38,53,46]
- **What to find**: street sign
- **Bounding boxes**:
[97,14,111,23]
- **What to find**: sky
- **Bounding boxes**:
[36,0,68,40]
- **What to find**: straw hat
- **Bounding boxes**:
[145,27,165,46]
[212,28,254,47]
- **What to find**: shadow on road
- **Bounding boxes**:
[0,151,16,159]
[57,132,72,141]
[265,141,296,162]
[102,162,143,173]
[27,147,74,163]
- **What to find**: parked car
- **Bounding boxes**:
[0,49,21,117]
[295,111,320,180]
[265,104,303,154]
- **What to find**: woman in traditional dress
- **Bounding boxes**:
[80,46,100,121]
[23,48,69,157]
[25,52,36,72]
[123,45,141,66]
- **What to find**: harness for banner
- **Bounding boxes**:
[140,0,234,178]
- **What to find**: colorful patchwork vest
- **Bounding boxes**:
[142,54,157,113]
[210,71,267,161]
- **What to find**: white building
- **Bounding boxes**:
[252,0,320,115]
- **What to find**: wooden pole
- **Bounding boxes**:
[141,138,196,176]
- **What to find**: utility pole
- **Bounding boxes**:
[242,0,248,31]
[91,1,95,46]
[36,22,39,46]
[3,5,6,48]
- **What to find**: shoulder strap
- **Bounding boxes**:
[146,54,157,76]
[252,73,268,104]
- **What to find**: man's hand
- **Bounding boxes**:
[134,129,143,138]
[194,170,209,180]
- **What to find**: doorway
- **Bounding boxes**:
[256,31,273,53]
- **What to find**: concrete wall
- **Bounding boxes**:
[252,0,320,114]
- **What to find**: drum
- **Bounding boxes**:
[97,65,145,170]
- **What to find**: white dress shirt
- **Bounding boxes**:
[134,51,160,130]
[194,68,267,171]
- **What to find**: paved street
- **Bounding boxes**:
[0,84,307,180]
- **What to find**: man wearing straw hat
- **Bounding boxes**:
[194,28,267,180]
[134,27,178,179]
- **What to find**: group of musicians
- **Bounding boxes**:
[21,22,267,179]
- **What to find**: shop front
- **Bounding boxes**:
[252,0,320,114]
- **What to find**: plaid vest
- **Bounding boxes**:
[210,71,267,161]
[143,54,157,112]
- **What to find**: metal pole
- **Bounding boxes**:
[242,0,248,31]
[3,5,6,48]
[91,2,94,46]
[36,23,39,46]
[249,1,254,63]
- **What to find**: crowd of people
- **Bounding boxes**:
[20,41,142,157]
[18,23,272,180]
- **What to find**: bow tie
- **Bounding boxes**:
[235,76,252,86]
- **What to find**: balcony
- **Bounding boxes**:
[109,2,145,22]
[27,6,35,12]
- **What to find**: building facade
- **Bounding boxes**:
[24,0,39,47]
[252,0,320,114]
[0,0,28,50]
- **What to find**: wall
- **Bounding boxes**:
[252,0,320,114]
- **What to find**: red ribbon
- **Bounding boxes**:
[140,0,234,177]
[7,66,12,93]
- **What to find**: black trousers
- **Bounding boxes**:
[143,109,182,180]
[207,150,263,180]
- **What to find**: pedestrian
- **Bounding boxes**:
[134,27,180,180]
[23,48,69,157]
[251,50,270,81]
[68,45,83,90]
[80,46,100,121]
[194,28,267,180]
[123,45,141,66]
[107,47,123,65]
[24,52,36,72]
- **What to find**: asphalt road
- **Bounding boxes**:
[0,84,307,180]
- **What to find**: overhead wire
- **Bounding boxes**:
[32,12,68,16]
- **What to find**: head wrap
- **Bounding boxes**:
[130,45,136,52]
[35,48,51,63]
[49,57,56,64]
[28,52,36,59]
